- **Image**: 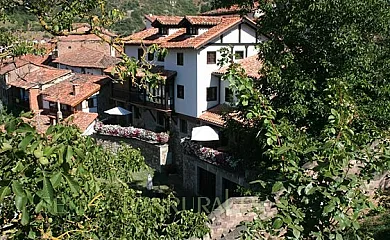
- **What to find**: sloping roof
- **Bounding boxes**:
[65,111,98,131]
[152,16,184,26]
[0,58,30,75]
[0,55,52,75]
[53,47,121,69]
[7,65,71,89]
[213,55,263,79]
[199,104,233,127]
[183,16,223,25]
[42,74,107,107]
[125,16,247,49]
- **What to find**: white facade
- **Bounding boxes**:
[58,63,103,75]
[125,19,262,119]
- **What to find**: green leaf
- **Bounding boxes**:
[12,180,25,197]
[0,142,12,153]
[18,134,34,151]
[21,207,29,225]
[336,233,343,240]
[63,174,80,195]
[15,123,35,133]
[277,145,291,155]
[35,200,45,213]
[39,157,49,165]
[74,147,85,160]
[50,172,62,189]
[42,177,54,205]
[293,228,301,239]
[273,218,283,229]
[66,146,73,162]
[272,182,283,193]
[12,161,24,173]
[0,186,11,202]
[323,204,335,214]
[15,195,27,211]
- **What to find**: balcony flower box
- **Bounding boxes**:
[181,138,239,169]
[94,121,169,144]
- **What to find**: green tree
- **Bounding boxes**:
[219,0,390,239]
[0,117,208,239]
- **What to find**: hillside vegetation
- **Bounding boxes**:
[3,0,215,37]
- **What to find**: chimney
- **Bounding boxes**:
[73,84,80,95]
[56,100,63,122]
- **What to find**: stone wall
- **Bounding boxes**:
[183,154,246,199]
[189,197,276,240]
[92,134,169,172]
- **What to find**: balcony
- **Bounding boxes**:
[112,86,174,111]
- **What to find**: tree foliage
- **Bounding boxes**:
[220,0,390,239]
[0,117,209,239]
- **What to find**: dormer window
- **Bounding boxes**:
[159,27,168,35]
[187,26,198,35]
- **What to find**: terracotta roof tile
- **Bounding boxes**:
[21,112,53,134]
[0,54,52,75]
[125,16,253,49]
[0,58,30,75]
[152,16,184,25]
[199,104,233,127]
[53,47,121,69]
[161,17,241,49]
[124,28,186,45]
[7,64,71,89]
[213,55,263,79]
[42,74,107,107]
[65,111,98,131]
[184,16,223,25]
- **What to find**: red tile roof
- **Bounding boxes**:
[65,111,98,131]
[21,112,52,134]
[7,64,71,89]
[183,16,223,25]
[198,104,233,127]
[53,47,121,69]
[42,74,107,107]
[0,54,53,75]
[125,16,247,49]
[213,55,263,79]
[152,16,184,26]
[0,58,30,75]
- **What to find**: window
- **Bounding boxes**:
[159,27,168,35]
[147,52,154,61]
[206,87,217,101]
[177,52,184,66]
[134,106,140,119]
[225,87,233,102]
[207,51,216,64]
[177,85,184,99]
[157,53,165,62]
[180,119,188,133]
[235,51,244,60]
[187,26,198,35]
[88,98,95,108]
[157,112,165,126]
[138,48,144,60]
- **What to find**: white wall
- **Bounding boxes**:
[58,64,102,75]
[82,92,98,113]
[164,49,198,117]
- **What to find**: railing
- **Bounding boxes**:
[112,88,174,110]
